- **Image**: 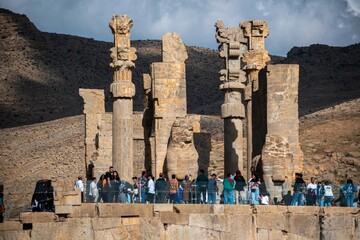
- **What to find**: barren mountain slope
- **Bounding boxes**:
[0,8,222,128]
[0,115,85,218]
[1,9,360,128]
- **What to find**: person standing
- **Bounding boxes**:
[342,179,356,207]
[306,177,317,206]
[139,171,147,203]
[196,169,208,204]
[323,181,334,207]
[155,173,167,203]
[250,174,260,205]
[118,180,127,203]
[234,170,246,204]
[132,177,140,203]
[291,173,306,206]
[207,174,218,204]
[75,176,84,202]
[97,174,104,203]
[316,181,325,207]
[182,175,192,204]
[112,171,120,203]
[0,184,4,223]
[169,174,178,204]
[223,173,235,204]
[89,177,98,203]
[146,175,155,203]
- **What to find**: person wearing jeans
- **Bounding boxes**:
[223,173,235,204]
[207,174,218,204]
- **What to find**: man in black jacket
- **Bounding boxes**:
[155,173,167,203]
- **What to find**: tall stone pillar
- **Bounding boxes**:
[261,64,302,198]
[151,33,188,178]
[215,20,247,175]
[109,15,137,182]
[241,20,270,179]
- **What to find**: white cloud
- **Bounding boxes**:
[0,0,359,56]
[345,0,360,16]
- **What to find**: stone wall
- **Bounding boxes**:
[1,204,359,240]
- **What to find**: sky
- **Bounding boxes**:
[1,0,360,56]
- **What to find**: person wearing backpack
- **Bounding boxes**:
[342,179,356,207]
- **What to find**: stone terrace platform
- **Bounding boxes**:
[1,204,359,240]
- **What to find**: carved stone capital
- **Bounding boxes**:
[221,102,245,119]
[109,15,133,34]
[110,81,135,98]
[242,49,270,70]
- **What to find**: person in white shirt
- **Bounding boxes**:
[146,175,155,203]
[323,181,334,207]
[89,177,98,203]
[306,177,318,206]
[261,193,270,205]
[75,176,84,202]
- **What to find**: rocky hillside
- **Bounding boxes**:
[283,44,360,115]
[0,8,223,129]
[1,8,359,128]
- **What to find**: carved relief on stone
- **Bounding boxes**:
[215,20,247,120]
[166,118,199,179]
[162,33,188,63]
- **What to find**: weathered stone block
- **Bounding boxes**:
[160,212,189,225]
[79,89,105,114]
[91,217,123,231]
[173,204,213,214]
[122,217,141,226]
[256,213,287,231]
[19,212,57,224]
[154,204,174,212]
[55,205,73,215]
[151,62,186,79]
[223,205,252,215]
[189,213,229,232]
[31,218,93,240]
[97,204,153,218]
[288,214,320,239]
[0,230,31,240]
[165,225,221,239]
[0,221,23,231]
[212,204,224,214]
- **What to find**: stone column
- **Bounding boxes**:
[150,33,188,178]
[241,20,270,179]
[215,20,247,175]
[109,15,137,182]
[261,64,302,198]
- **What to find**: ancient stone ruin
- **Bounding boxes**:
[215,20,303,197]
[109,15,137,182]
[79,15,303,198]
[142,33,200,179]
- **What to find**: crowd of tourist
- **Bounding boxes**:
[75,167,360,207]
